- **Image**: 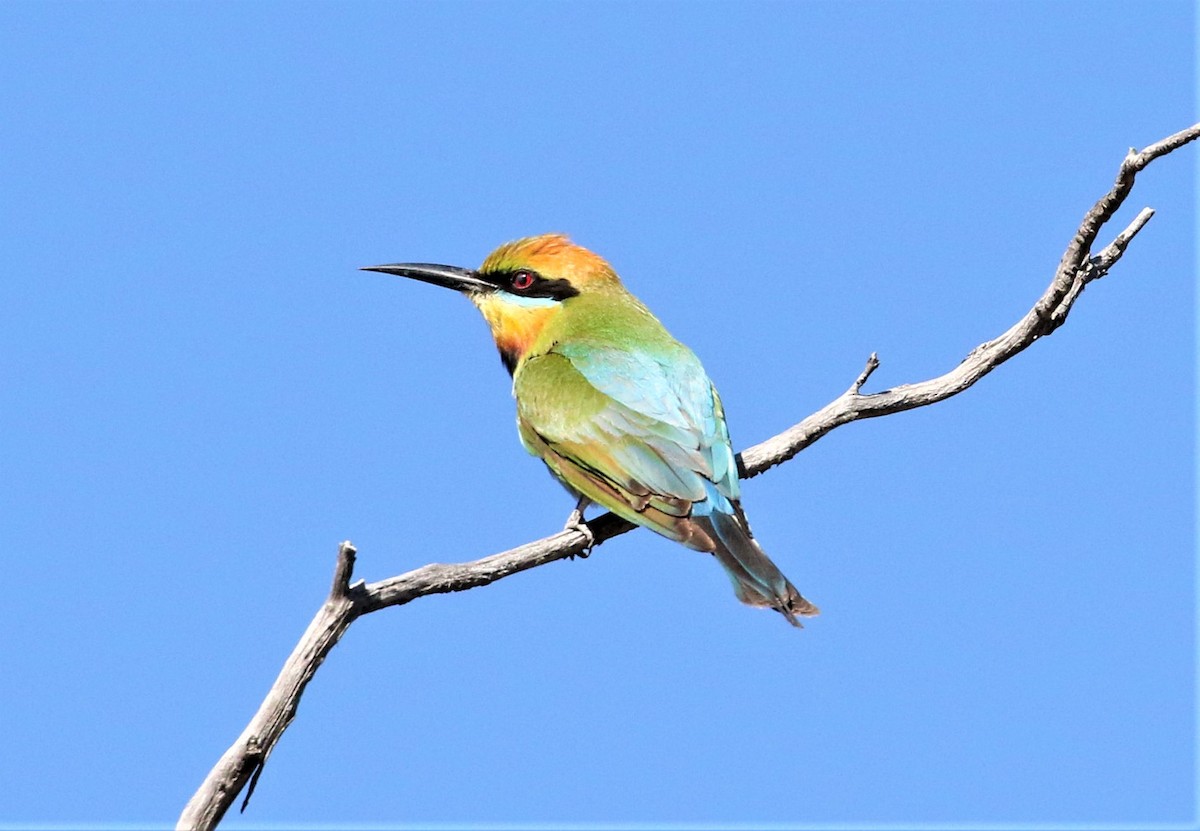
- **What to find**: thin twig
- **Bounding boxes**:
[177,122,1199,831]
[849,353,880,395]
[329,540,357,600]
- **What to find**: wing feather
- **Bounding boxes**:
[515,344,740,545]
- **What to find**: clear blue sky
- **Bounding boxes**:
[0,2,1194,828]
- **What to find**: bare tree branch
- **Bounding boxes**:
[178,543,363,831]
[743,122,1199,475]
[177,122,1199,831]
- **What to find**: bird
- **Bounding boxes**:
[363,234,818,627]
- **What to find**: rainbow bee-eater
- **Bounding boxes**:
[364,234,818,627]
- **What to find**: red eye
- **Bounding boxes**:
[511,271,534,290]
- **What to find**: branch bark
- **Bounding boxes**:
[178,122,1199,831]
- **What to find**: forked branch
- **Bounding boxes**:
[178,122,1199,831]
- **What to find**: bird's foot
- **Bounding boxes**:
[563,498,594,559]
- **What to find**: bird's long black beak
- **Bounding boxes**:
[360,262,493,294]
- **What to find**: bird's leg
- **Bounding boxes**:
[563,495,594,559]
[564,495,590,529]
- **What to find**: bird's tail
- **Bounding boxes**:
[694,503,819,628]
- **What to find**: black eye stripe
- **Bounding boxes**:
[482,269,580,301]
